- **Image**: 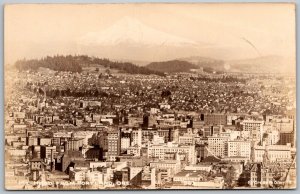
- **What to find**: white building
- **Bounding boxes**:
[275,118,294,132]
[131,129,142,147]
[148,142,196,164]
[173,170,224,189]
[69,168,88,182]
[150,158,181,177]
[179,134,196,145]
[69,168,107,186]
[227,140,251,159]
[253,143,292,162]
[127,145,141,156]
[265,129,280,145]
[86,170,105,185]
[184,164,212,172]
[207,136,229,158]
[223,129,241,140]
[121,137,130,151]
[242,120,264,131]
[241,120,264,141]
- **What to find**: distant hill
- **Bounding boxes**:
[178,56,226,73]
[14,55,164,76]
[146,60,199,73]
[14,54,294,75]
[15,55,83,73]
[179,55,295,74]
[227,55,295,74]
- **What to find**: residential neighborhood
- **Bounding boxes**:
[4,68,296,190]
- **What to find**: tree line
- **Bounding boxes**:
[15,55,165,76]
[15,55,83,73]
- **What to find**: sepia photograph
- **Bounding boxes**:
[4,3,296,190]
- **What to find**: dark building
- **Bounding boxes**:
[129,168,143,187]
[169,128,179,142]
[278,132,294,146]
[85,146,104,160]
[200,114,205,121]
[98,131,108,151]
[113,167,130,185]
[143,114,157,128]
[121,131,132,139]
[157,128,171,143]
[143,114,150,128]
[61,150,84,173]
[204,113,227,125]
[203,126,220,137]
[195,144,208,162]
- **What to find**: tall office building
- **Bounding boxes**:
[107,129,121,161]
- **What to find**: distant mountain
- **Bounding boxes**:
[76,16,207,61]
[79,16,198,47]
[146,60,199,73]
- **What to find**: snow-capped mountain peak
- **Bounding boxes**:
[79,16,198,47]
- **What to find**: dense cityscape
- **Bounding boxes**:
[4,63,296,190]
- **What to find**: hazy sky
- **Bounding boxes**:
[5,3,295,64]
